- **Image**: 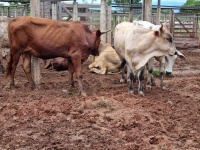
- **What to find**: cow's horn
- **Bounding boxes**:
[101,30,111,35]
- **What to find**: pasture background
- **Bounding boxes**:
[0,39,200,149]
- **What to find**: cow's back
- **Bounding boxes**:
[114,22,131,59]
[114,22,152,60]
[8,16,94,59]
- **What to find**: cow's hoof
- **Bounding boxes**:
[62,89,68,94]
[162,86,169,90]
[128,90,134,95]
[31,85,36,90]
[146,85,152,90]
[5,83,15,89]
[1,70,5,74]
[81,92,87,97]
[120,79,126,84]
[139,91,144,96]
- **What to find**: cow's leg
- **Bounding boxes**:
[159,56,165,90]
[146,58,155,89]
[119,59,127,84]
[71,55,86,96]
[127,67,134,95]
[6,52,21,88]
[44,59,52,69]
[0,60,5,73]
[120,65,127,83]
[137,67,145,96]
[68,62,75,88]
[22,53,35,89]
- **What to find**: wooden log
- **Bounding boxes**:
[73,2,78,21]
[107,6,111,43]
[30,0,41,85]
[142,0,152,22]
[100,0,107,43]
[52,2,57,20]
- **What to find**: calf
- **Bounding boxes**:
[114,22,176,96]
[44,57,68,71]
[89,42,121,74]
[0,16,10,74]
[6,16,108,96]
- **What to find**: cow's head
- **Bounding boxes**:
[165,50,185,75]
[154,24,176,56]
[91,30,110,56]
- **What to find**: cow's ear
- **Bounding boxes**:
[154,31,160,37]
[96,30,101,37]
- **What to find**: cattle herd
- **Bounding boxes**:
[0,16,186,96]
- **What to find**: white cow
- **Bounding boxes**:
[133,21,185,89]
[114,22,176,96]
[0,16,10,73]
[89,42,121,74]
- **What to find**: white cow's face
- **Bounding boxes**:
[165,50,185,75]
[165,54,177,74]
[153,25,176,56]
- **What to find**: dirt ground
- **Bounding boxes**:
[0,38,200,149]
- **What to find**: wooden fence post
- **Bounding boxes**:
[57,2,62,20]
[8,6,10,17]
[42,1,51,19]
[23,4,28,16]
[113,11,117,27]
[107,6,112,43]
[1,7,4,16]
[142,0,152,22]
[156,0,161,25]
[30,0,41,85]
[52,2,57,20]
[14,5,18,18]
[129,0,133,22]
[193,14,197,38]
[100,0,107,43]
[170,9,174,36]
[73,2,78,21]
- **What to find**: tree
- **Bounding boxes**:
[180,0,200,13]
[107,0,141,5]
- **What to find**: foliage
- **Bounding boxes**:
[180,0,200,13]
[152,69,160,76]
[107,0,141,6]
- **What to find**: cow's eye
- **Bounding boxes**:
[165,56,168,62]
[166,37,171,43]
[174,51,177,55]
[165,33,172,43]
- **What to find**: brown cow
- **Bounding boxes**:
[6,16,107,96]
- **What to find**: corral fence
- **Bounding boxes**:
[172,13,199,38]
[0,4,29,17]
[0,2,199,42]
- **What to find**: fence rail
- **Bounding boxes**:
[0,3,199,41]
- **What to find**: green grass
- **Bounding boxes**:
[152,69,160,76]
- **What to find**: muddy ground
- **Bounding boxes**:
[0,38,200,149]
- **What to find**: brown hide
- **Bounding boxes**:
[6,16,104,96]
[0,55,4,73]
[0,60,5,73]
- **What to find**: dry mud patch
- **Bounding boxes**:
[0,47,200,149]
